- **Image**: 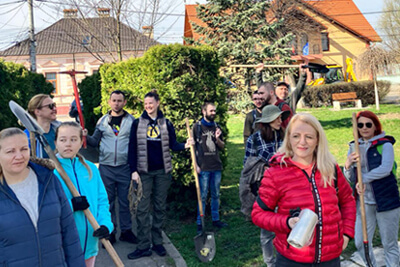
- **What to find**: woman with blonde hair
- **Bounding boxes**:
[252,113,356,266]
[0,127,84,266]
[24,94,60,158]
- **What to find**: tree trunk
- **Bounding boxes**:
[373,74,380,111]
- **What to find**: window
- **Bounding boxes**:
[321,32,329,51]
[82,35,91,46]
[45,72,58,94]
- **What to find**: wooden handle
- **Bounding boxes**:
[44,146,124,267]
[185,118,204,217]
[352,113,368,243]
[229,64,300,68]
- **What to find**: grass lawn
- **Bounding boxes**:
[165,104,400,267]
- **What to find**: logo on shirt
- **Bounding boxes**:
[147,124,160,139]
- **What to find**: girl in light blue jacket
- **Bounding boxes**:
[54,122,113,267]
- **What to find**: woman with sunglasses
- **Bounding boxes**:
[24,94,61,158]
[344,110,400,267]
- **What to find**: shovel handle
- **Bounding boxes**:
[185,118,205,220]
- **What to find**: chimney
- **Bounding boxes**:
[63,9,78,18]
[98,8,110,17]
[142,26,154,39]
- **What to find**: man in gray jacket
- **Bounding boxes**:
[83,90,136,244]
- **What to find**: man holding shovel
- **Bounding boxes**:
[192,102,227,234]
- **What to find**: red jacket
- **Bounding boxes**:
[252,154,356,264]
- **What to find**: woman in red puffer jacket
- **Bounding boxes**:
[252,113,356,266]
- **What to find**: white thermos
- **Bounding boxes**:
[287,209,318,248]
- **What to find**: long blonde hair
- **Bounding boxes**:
[55,122,92,179]
[278,113,336,187]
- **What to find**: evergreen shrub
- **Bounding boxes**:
[0,60,53,129]
[100,44,228,218]
[302,80,391,107]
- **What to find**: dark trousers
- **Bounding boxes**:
[99,164,132,233]
[276,253,340,267]
[136,169,171,250]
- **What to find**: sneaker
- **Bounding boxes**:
[196,224,202,235]
[212,220,228,228]
[119,230,137,244]
[152,244,167,256]
[127,248,152,260]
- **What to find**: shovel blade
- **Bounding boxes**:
[194,231,216,262]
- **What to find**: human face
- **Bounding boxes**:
[108,93,126,115]
[36,97,57,121]
[203,104,216,122]
[269,115,282,131]
[0,134,30,177]
[258,86,272,105]
[252,94,264,109]
[275,85,289,100]
[289,120,318,165]
[357,116,376,141]
[144,96,160,118]
[55,126,82,159]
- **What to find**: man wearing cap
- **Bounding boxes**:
[256,63,307,113]
[257,82,293,129]
[243,91,264,144]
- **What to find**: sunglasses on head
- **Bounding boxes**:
[357,122,373,129]
[40,103,56,110]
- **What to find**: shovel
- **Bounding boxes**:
[9,100,124,267]
[185,118,216,262]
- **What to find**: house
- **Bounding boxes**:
[184,0,380,83]
[0,8,159,115]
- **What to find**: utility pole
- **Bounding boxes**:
[28,0,37,72]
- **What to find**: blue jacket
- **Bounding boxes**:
[0,162,85,267]
[54,157,113,259]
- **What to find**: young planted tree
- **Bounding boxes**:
[356,45,397,110]
[188,0,294,94]
[379,0,400,57]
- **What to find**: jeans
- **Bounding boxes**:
[261,229,276,267]
[197,171,222,225]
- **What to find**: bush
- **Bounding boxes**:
[302,80,391,107]
[78,72,102,134]
[0,60,54,129]
[100,44,229,218]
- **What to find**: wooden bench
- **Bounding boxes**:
[332,92,362,110]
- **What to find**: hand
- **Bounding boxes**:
[185,137,194,149]
[82,128,88,137]
[288,217,300,229]
[255,63,264,73]
[299,63,307,74]
[345,152,359,170]
[131,172,140,182]
[342,235,350,250]
[71,196,90,211]
[356,182,366,195]
[196,166,201,174]
[93,225,110,239]
[215,128,222,139]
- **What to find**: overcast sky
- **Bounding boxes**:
[0,0,386,51]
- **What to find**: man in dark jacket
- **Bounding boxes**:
[127,91,192,260]
[243,91,264,144]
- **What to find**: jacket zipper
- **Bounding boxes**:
[301,168,323,264]
[71,159,89,256]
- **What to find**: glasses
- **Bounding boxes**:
[40,103,56,110]
[357,122,373,129]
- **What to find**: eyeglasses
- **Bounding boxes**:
[357,122,373,129]
[40,103,56,110]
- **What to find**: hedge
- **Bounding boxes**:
[0,60,54,129]
[302,80,391,107]
[99,44,229,217]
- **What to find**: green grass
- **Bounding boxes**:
[165,104,400,266]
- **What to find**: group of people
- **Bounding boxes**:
[0,89,229,266]
[241,64,399,267]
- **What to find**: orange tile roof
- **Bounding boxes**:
[184,1,381,43]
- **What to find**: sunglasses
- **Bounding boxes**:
[40,103,57,110]
[357,122,373,129]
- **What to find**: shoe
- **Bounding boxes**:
[196,224,202,235]
[119,230,137,244]
[152,244,167,256]
[127,248,152,260]
[212,220,228,228]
